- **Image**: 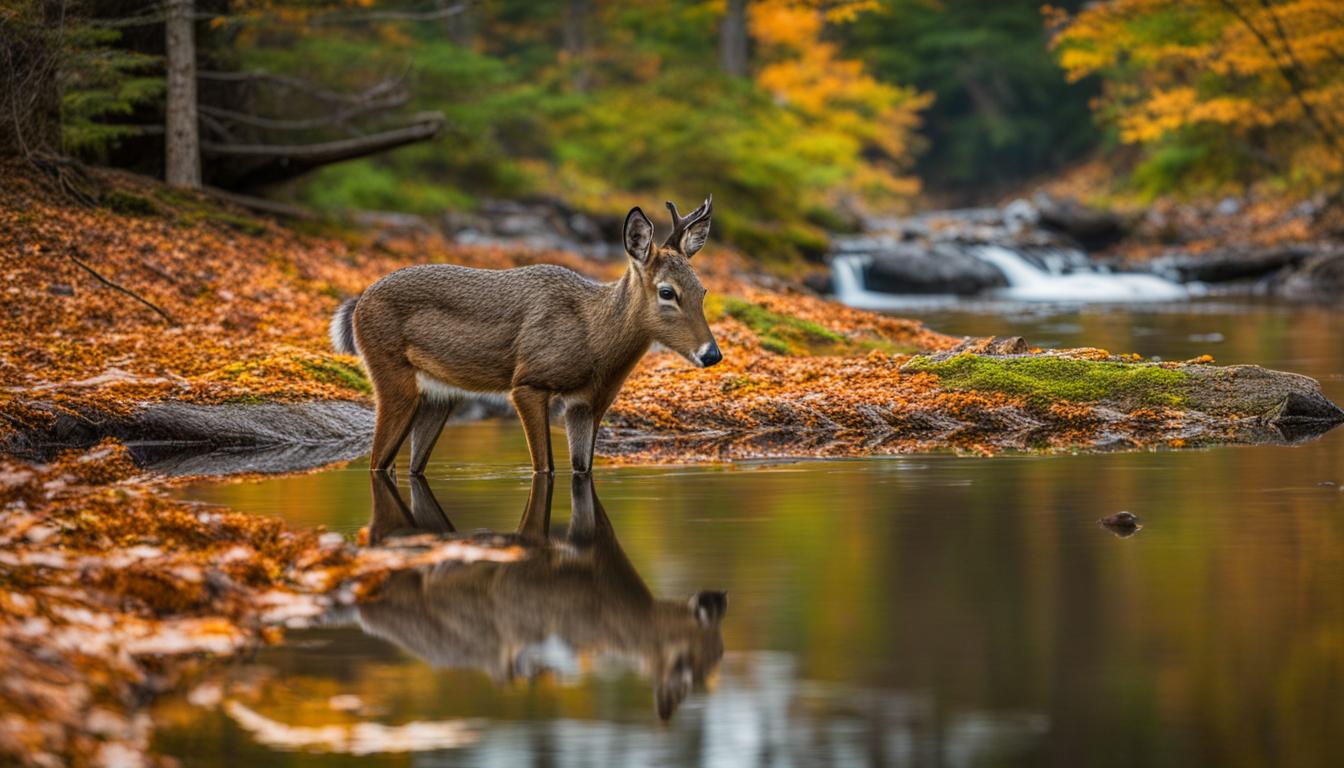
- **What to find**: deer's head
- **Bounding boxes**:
[622,196,722,368]
[652,590,728,721]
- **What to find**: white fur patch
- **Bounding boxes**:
[415,372,510,406]
[329,300,359,356]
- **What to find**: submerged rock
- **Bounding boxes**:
[1099,511,1142,536]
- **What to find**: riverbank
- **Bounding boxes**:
[0,441,525,766]
[4,164,1340,465]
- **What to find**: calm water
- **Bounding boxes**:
[158,300,1344,767]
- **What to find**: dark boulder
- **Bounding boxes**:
[1150,245,1314,284]
[1033,193,1128,250]
[862,244,1008,295]
[1276,250,1344,301]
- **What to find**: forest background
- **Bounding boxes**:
[5,0,1342,263]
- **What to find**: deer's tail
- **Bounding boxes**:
[330,296,361,357]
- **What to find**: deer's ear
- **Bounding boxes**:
[623,207,654,264]
[680,215,711,258]
[690,591,727,626]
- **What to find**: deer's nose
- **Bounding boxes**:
[699,342,722,367]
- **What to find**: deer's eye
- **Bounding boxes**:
[658,286,677,302]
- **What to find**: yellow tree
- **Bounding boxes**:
[750,0,930,208]
[1049,0,1344,193]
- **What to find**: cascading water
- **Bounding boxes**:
[970,245,1188,302]
[831,244,1189,308]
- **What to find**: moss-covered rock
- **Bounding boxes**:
[901,352,1189,408]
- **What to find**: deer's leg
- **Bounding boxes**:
[516,471,553,542]
[564,401,597,474]
[408,396,456,476]
[367,470,413,545]
[408,474,454,533]
[368,366,419,473]
[510,385,554,474]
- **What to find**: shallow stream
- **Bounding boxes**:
[158,300,1344,767]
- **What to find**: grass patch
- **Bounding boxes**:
[903,353,1189,407]
[716,297,848,356]
[208,352,371,396]
[298,356,372,395]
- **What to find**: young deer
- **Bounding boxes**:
[331,197,721,475]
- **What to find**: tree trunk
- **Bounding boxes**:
[562,0,591,92]
[164,0,200,188]
[720,0,749,78]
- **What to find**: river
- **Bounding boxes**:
[155,300,1344,767]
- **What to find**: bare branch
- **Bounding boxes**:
[197,91,409,132]
[68,248,178,326]
[1215,0,1344,162]
[197,69,407,108]
[311,2,472,25]
[204,187,320,221]
[200,114,443,162]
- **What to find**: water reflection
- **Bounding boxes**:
[362,472,727,721]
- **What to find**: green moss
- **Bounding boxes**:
[720,297,847,356]
[102,190,159,217]
[298,356,372,395]
[153,189,268,235]
[903,353,1189,407]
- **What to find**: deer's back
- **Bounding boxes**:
[354,264,604,392]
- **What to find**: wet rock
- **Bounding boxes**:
[1275,250,1344,302]
[801,271,834,296]
[862,243,1008,295]
[1149,245,1313,284]
[1099,511,1141,536]
[1182,365,1344,429]
[441,197,610,256]
[1033,193,1128,250]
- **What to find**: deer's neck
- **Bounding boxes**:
[592,268,654,381]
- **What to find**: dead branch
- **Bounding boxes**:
[310,2,472,25]
[201,114,443,162]
[197,91,409,132]
[1216,0,1344,163]
[203,187,320,221]
[67,248,178,326]
[197,70,405,107]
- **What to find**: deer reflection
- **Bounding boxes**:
[361,472,727,721]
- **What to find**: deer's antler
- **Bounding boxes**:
[663,194,713,247]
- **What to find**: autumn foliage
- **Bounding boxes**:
[1049,0,1344,195]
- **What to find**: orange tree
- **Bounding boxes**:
[1048,0,1344,196]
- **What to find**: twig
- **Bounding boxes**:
[67,249,178,326]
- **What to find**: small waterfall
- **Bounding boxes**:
[971,245,1187,302]
[831,244,1188,307]
[830,254,950,311]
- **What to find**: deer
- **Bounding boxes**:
[360,471,728,721]
[330,196,721,476]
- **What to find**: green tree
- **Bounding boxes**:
[842,0,1099,200]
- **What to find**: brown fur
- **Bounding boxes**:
[362,472,728,721]
[335,199,720,474]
